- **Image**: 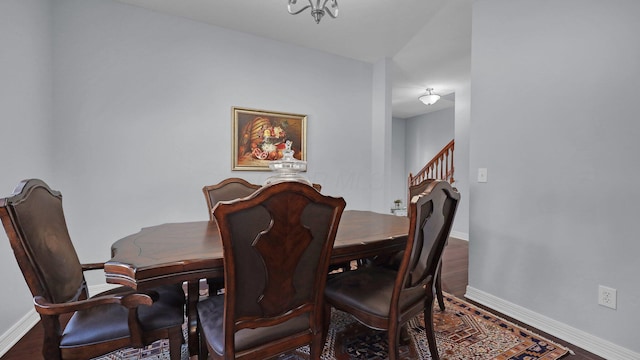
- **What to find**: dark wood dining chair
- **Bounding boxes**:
[202,178,263,294]
[203,179,322,221]
[324,180,460,360]
[408,178,448,311]
[0,179,186,360]
[197,181,346,360]
[367,179,449,310]
[202,178,262,221]
[202,178,324,294]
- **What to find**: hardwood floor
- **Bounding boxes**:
[2,238,604,359]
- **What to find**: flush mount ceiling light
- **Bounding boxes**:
[419,88,441,106]
[288,0,339,24]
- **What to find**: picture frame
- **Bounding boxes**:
[232,107,307,171]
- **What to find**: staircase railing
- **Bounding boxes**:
[408,139,455,188]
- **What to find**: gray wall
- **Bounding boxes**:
[0,0,53,334]
[470,0,639,355]
[0,0,376,343]
[371,58,393,213]
[404,108,468,237]
[395,105,470,239]
[391,117,407,210]
[2,0,635,357]
[454,81,470,239]
[405,107,455,179]
[50,0,375,264]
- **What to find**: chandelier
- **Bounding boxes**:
[288,0,339,24]
[419,88,441,106]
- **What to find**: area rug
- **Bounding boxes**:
[94,293,571,360]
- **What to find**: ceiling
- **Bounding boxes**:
[115,0,472,119]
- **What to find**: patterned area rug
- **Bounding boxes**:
[94,293,570,360]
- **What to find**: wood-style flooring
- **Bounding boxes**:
[1,238,604,359]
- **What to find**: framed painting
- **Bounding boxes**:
[232,107,307,171]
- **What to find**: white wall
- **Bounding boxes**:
[405,107,455,177]
[0,0,375,345]
[50,0,374,267]
[391,118,407,210]
[404,107,468,237]
[371,58,393,213]
[469,0,640,357]
[453,81,470,239]
[0,0,53,336]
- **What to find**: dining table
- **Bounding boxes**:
[105,210,409,356]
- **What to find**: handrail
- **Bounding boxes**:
[408,139,455,188]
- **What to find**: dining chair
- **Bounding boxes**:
[203,179,322,221]
[202,178,324,294]
[202,178,263,295]
[408,178,448,311]
[324,179,459,360]
[202,178,262,221]
[366,179,449,310]
[197,181,346,360]
[0,179,186,360]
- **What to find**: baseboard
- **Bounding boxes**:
[0,283,121,357]
[450,230,468,241]
[465,286,640,360]
[0,309,39,358]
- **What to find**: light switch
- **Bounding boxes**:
[477,168,488,183]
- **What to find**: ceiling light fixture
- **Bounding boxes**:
[419,88,441,106]
[288,0,338,24]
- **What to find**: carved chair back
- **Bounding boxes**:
[203,178,262,221]
[0,179,87,304]
[394,180,459,310]
[211,181,345,359]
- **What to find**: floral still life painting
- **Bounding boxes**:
[232,107,307,170]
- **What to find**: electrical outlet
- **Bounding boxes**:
[598,285,617,310]
[477,168,488,183]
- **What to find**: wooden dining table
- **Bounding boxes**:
[105,210,409,356]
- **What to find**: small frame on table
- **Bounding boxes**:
[232,107,307,171]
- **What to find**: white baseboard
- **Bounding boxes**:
[465,286,640,360]
[0,309,39,358]
[0,283,122,357]
[450,230,469,241]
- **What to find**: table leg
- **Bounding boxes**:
[187,280,200,357]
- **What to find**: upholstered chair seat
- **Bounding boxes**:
[324,267,426,324]
[197,295,311,354]
[59,284,185,349]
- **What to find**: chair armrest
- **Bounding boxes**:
[33,290,158,316]
[81,262,105,271]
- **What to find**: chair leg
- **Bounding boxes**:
[387,324,401,360]
[436,266,445,311]
[168,326,183,360]
[424,294,440,360]
[199,342,209,360]
[310,331,324,360]
[321,303,331,347]
[41,316,63,360]
[198,321,211,360]
[399,325,411,345]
